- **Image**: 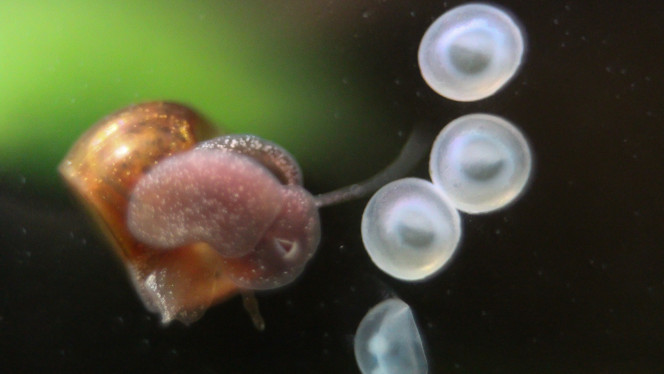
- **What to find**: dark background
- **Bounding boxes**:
[1,1,663,373]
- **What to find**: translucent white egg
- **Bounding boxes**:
[418,3,525,101]
[361,178,461,281]
[430,113,532,213]
[354,298,428,374]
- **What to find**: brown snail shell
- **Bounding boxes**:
[59,101,239,324]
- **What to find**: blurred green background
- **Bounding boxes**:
[0,0,401,193]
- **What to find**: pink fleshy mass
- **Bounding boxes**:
[222,186,321,290]
[127,150,285,258]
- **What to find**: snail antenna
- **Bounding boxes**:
[314,122,433,208]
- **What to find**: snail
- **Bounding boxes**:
[59,101,427,328]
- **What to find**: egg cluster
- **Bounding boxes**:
[362,2,529,282]
[356,4,529,373]
[362,113,531,280]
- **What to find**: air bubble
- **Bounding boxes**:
[418,3,525,101]
[430,113,532,213]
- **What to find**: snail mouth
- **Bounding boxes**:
[274,238,298,260]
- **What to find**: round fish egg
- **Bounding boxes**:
[354,298,428,374]
[418,3,525,101]
[430,113,532,213]
[361,178,461,281]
